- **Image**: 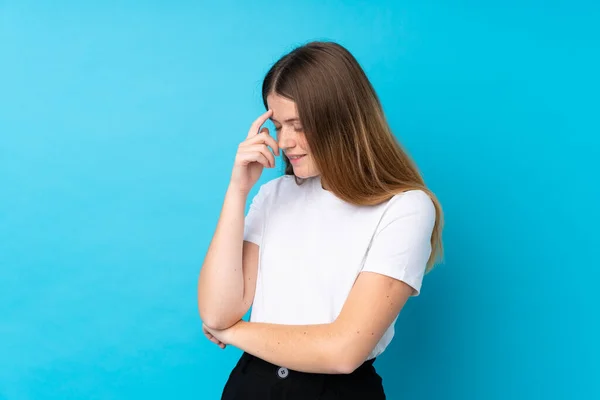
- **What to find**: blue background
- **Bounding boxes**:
[1,1,598,399]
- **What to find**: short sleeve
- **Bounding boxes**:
[243,184,268,246]
[360,190,436,296]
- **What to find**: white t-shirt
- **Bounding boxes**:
[243,174,436,360]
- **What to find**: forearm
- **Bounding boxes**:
[197,185,248,328]
[230,321,356,374]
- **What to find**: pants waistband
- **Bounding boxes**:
[239,352,376,378]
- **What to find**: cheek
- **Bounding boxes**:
[298,138,310,153]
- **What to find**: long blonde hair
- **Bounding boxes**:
[262,41,444,271]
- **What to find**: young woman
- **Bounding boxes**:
[197,41,444,399]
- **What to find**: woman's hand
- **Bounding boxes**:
[202,321,242,349]
[202,323,227,349]
[229,109,280,195]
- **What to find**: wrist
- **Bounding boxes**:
[226,183,250,198]
[228,320,248,346]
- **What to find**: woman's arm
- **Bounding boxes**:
[210,271,413,374]
[203,188,434,372]
[197,187,259,330]
[198,110,277,330]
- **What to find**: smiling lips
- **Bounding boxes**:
[288,154,306,164]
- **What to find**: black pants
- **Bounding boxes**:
[221,352,386,399]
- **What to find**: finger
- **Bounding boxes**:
[245,144,275,168]
[203,326,218,340]
[203,330,223,346]
[238,149,272,169]
[202,328,214,340]
[247,128,280,156]
[247,109,274,138]
[238,150,271,169]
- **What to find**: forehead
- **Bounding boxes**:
[266,94,299,122]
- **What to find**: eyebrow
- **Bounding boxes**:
[270,117,300,124]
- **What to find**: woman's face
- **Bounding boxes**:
[266,93,319,179]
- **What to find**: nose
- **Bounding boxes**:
[277,127,297,151]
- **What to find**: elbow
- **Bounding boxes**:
[197,302,239,330]
[202,317,235,331]
[199,309,235,330]
[328,341,368,374]
[332,358,363,375]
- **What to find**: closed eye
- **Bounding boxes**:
[273,125,303,134]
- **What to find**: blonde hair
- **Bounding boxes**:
[262,41,444,271]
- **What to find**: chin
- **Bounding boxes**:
[292,170,318,179]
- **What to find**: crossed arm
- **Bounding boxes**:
[201,191,433,374]
[204,270,413,374]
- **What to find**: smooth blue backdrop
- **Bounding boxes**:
[1,1,598,399]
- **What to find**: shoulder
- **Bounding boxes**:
[381,189,436,227]
[252,175,299,202]
[260,174,311,194]
[256,175,295,194]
